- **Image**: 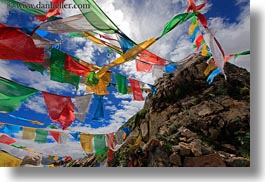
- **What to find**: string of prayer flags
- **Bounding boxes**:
[114,74,128,94]
[160,12,198,39]
[0,134,16,145]
[74,94,93,122]
[129,78,144,101]
[94,135,107,155]
[35,0,65,22]
[92,95,105,120]
[7,114,44,126]
[97,37,157,78]
[206,68,222,84]
[42,92,75,130]
[73,0,119,34]
[22,127,36,140]
[0,77,39,113]
[0,25,44,62]
[34,129,48,143]
[80,133,94,153]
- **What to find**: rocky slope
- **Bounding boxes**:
[110,55,250,167]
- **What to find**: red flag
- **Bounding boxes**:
[196,13,208,27]
[0,134,16,145]
[0,26,44,62]
[129,78,144,101]
[49,131,60,143]
[42,92,75,129]
[106,133,115,149]
[195,34,204,49]
[139,50,167,65]
[64,55,90,76]
[35,0,65,22]
[136,60,153,72]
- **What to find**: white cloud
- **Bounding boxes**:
[22,94,47,114]
[0,2,9,23]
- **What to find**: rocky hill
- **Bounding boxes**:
[109,55,250,167]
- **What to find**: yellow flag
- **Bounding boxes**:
[80,134,94,153]
[204,60,217,77]
[86,71,111,95]
[22,127,36,140]
[0,151,22,167]
[97,37,157,78]
[201,44,208,56]
[189,21,198,35]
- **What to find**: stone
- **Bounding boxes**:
[158,125,169,136]
[226,157,250,167]
[201,145,214,155]
[208,127,220,140]
[180,128,196,139]
[172,145,180,152]
[190,140,202,157]
[169,153,182,166]
[140,122,148,142]
[179,142,191,156]
[183,153,226,167]
[20,153,42,167]
[221,144,237,154]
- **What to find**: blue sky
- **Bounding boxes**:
[0,0,250,158]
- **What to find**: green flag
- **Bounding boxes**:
[160,12,198,38]
[73,0,119,34]
[50,49,80,89]
[1,0,45,16]
[114,73,127,94]
[235,50,250,58]
[0,77,38,112]
[94,135,107,155]
[34,129,48,143]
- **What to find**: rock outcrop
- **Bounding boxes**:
[110,55,250,167]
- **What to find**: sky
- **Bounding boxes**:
[0,0,250,159]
